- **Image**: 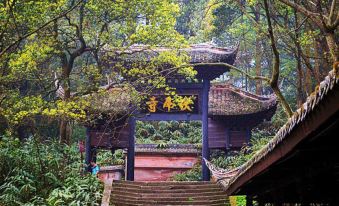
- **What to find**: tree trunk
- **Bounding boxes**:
[314,39,321,83]
[319,36,332,76]
[59,57,73,144]
[304,43,312,95]
[255,37,263,95]
[254,4,262,95]
[325,31,339,62]
[59,120,70,144]
[54,3,87,145]
[294,8,304,106]
[264,0,293,117]
[296,53,304,106]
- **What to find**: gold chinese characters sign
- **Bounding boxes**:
[145,95,198,113]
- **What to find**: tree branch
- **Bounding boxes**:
[0,0,84,58]
[264,0,293,117]
[328,0,337,25]
[164,62,271,82]
[277,0,323,28]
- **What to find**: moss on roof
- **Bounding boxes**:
[107,43,237,64]
[209,84,277,116]
[84,86,137,115]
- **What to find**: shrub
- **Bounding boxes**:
[136,120,202,145]
[0,135,103,205]
[172,163,202,181]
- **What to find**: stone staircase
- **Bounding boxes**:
[110,180,230,206]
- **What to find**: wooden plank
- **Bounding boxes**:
[208,118,228,149]
[137,113,202,121]
[209,141,227,148]
[209,136,226,141]
[229,130,247,148]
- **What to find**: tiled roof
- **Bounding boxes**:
[207,69,339,190]
[108,43,237,64]
[209,84,277,116]
[135,144,201,154]
[185,43,237,63]
[85,87,134,114]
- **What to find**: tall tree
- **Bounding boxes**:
[0,0,189,143]
[277,0,339,62]
[254,3,263,95]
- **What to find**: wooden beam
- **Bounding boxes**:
[136,113,202,121]
[167,82,204,89]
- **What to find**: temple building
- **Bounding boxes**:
[208,84,276,150]
[84,43,276,181]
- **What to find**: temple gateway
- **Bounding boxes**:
[84,43,276,181]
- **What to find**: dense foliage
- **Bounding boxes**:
[172,163,202,182]
[211,135,272,170]
[96,149,125,167]
[171,124,277,182]
[136,120,202,146]
[0,135,102,205]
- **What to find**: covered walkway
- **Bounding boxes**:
[208,69,339,205]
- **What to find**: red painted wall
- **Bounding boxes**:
[134,153,199,181]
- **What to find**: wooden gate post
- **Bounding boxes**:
[126,116,136,181]
[85,127,92,172]
[202,78,210,181]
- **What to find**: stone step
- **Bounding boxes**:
[111,198,229,205]
[115,180,215,185]
[112,193,228,201]
[112,186,223,194]
[110,181,229,206]
[111,201,228,206]
[112,189,227,197]
[112,183,221,190]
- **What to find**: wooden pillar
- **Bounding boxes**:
[92,147,97,163]
[111,148,116,157]
[202,78,210,181]
[246,127,252,143]
[126,116,136,181]
[85,127,92,172]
